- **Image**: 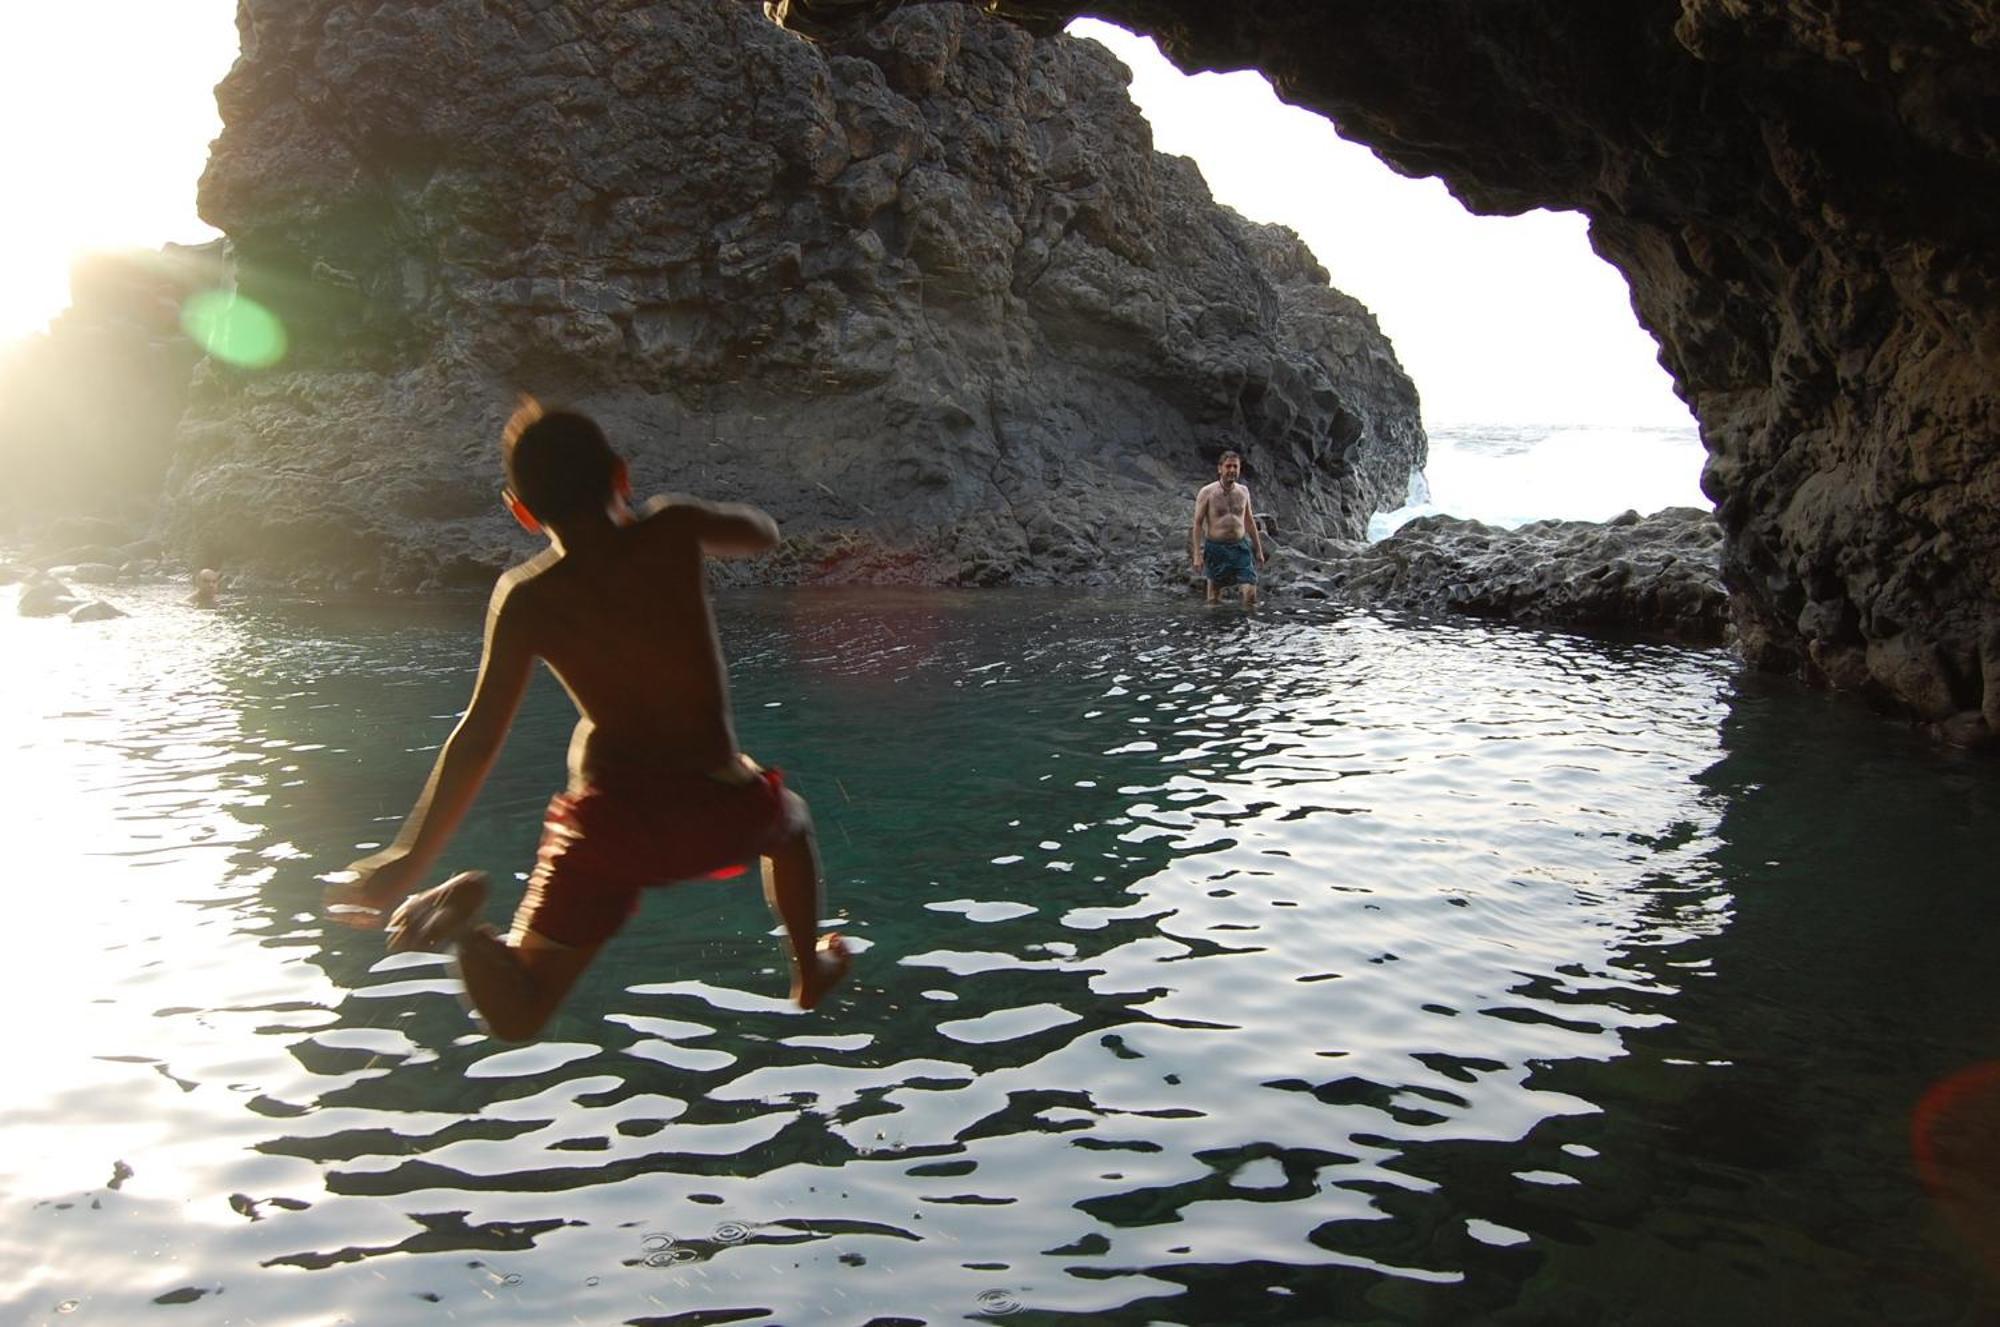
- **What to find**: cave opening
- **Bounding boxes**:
[1069,19,1710,539]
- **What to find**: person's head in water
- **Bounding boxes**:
[191,567,222,608]
[1216,451,1243,488]
[500,397,630,533]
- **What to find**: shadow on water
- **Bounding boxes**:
[4,586,1996,1325]
[1240,678,2000,1327]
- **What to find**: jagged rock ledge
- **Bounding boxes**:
[1292,507,1729,646]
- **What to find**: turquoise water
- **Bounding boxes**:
[3,584,1996,1325]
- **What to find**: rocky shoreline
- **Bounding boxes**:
[1294,507,1729,646]
[49,485,1996,741]
[7,498,1732,645]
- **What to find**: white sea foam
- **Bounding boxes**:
[1369,422,1709,540]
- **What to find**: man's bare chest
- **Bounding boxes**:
[1209,486,1248,519]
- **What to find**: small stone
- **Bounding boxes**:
[1933,711,1993,748]
[69,600,128,623]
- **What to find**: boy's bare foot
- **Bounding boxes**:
[387,871,490,953]
[792,933,851,1011]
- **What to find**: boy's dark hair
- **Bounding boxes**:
[1218,450,1242,465]
[502,398,620,522]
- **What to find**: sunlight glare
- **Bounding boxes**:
[0,592,300,1199]
[0,2,238,345]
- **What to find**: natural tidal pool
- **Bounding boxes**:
[2,584,1996,1326]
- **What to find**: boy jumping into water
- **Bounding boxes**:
[1190,450,1266,606]
[325,400,849,1040]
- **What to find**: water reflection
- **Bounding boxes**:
[2,586,1994,1325]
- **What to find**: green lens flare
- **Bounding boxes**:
[180,290,288,368]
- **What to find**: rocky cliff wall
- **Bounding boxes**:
[775,0,2000,735]
[174,0,1422,592]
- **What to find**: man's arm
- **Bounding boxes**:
[326,577,536,925]
[1244,487,1267,562]
[1189,487,1209,567]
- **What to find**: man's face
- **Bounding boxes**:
[1217,456,1241,487]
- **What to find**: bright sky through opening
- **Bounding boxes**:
[0,4,235,344]
[1069,21,1692,428]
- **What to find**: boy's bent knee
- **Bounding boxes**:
[780,788,814,835]
[457,927,587,1043]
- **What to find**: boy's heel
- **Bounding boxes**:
[387,871,491,953]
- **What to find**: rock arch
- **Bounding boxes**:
[774,0,2000,735]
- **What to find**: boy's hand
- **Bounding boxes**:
[323,849,421,929]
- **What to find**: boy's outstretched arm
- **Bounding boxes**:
[326,577,536,928]
[684,498,780,558]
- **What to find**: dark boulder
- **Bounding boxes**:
[1323,507,1729,645]
[68,600,129,623]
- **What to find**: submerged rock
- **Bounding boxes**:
[68,600,128,623]
[18,578,82,618]
[172,0,1422,593]
[52,562,121,584]
[1318,507,1728,644]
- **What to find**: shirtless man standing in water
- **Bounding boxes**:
[1190,450,1267,606]
[324,400,849,1040]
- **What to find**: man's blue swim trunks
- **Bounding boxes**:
[1203,537,1257,587]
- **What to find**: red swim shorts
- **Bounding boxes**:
[511,763,797,948]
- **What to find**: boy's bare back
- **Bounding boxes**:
[500,498,772,789]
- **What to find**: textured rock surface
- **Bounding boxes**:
[774,0,2000,730]
[174,0,1422,592]
[1300,508,1729,645]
